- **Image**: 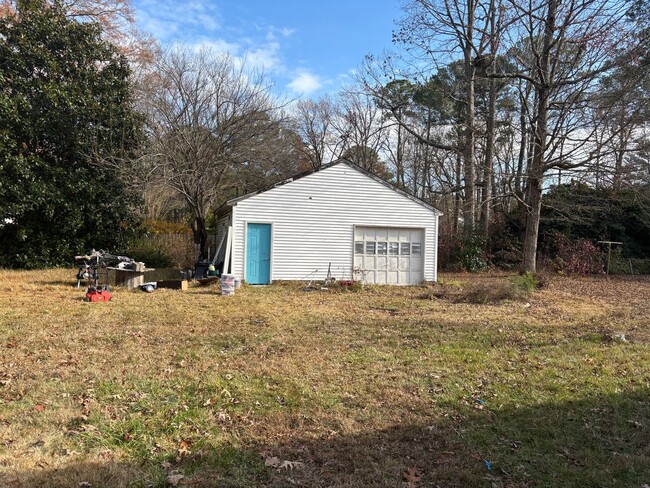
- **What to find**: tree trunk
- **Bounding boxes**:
[480,18,497,243]
[453,152,462,236]
[612,115,628,191]
[522,177,543,272]
[479,81,495,243]
[515,84,529,198]
[192,214,209,260]
[521,0,556,274]
[396,123,405,187]
[462,2,477,236]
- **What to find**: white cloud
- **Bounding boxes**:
[246,40,283,72]
[187,36,283,76]
[287,71,323,95]
[134,2,331,97]
[190,38,241,57]
[136,0,222,41]
[266,26,295,40]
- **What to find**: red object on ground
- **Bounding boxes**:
[338,280,358,287]
[85,286,112,302]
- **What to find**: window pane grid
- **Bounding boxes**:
[356,239,422,255]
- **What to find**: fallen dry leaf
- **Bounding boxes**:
[166,472,184,486]
[60,356,78,366]
[264,456,304,470]
[264,456,282,468]
[34,404,45,413]
[177,438,192,457]
[403,466,422,487]
[280,460,304,470]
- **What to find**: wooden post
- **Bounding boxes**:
[607,243,611,276]
[597,241,623,277]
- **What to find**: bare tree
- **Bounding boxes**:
[334,88,390,175]
[588,64,650,190]
[144,47,283,258]
[392,0,498,233]
[478,0,504,242]
[0,0,158,66]
[496,0,639,272]
[290,96,340,169]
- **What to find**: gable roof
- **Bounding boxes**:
[218,160,443,215]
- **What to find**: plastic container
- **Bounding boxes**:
[220,274,235,296]
[234,277,241,289]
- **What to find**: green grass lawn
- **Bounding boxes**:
[0,269,648,487]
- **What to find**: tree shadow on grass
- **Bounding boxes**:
[2,461,141,488]
[5,389,649,487]
[261,388,650,487]
[1,447,270,488]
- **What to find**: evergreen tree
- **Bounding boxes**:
[0,0,142,267]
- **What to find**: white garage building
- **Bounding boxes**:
[215,160,441,285]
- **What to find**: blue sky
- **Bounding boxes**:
[132,0,403,98]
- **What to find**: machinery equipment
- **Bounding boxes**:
[75,250,133,302]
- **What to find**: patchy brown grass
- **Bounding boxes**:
[0,269,648,487]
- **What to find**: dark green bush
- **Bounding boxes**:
[459,234,488,272]
[610,250,650,275]
[126,239,173,268]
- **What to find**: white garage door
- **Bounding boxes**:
[353,226,424,285]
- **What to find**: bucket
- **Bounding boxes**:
[220,274,235,296]
[234,277,241,289]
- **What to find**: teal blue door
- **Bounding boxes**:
[246,223,271,284]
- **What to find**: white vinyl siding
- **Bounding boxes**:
[230,163,438,284]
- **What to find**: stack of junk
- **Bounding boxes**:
[74,250,145,302]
